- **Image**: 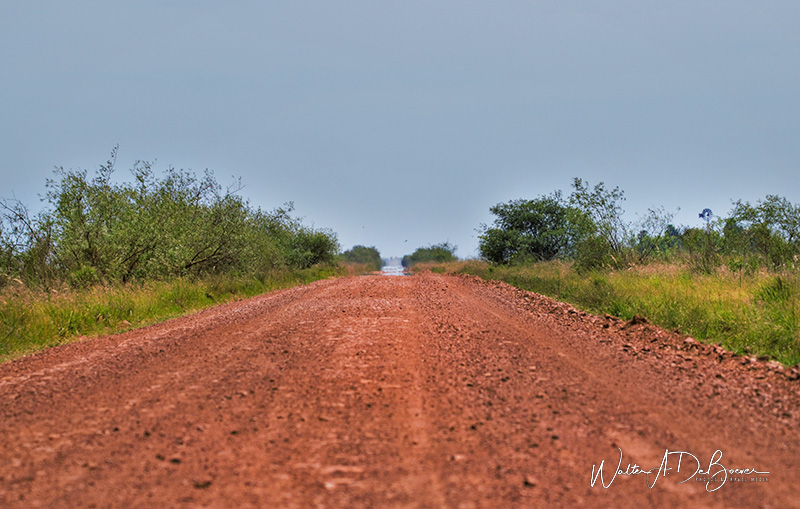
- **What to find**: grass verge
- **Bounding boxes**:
[0,265,345,363]
[419,260,800,366]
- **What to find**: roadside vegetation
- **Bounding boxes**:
[402,242,457,267]
[478,178,800,274]
[340,245,383,272]
[425,177,800,365]
[1,149,341,361]
[0,266,343,362]
[423,260,799,366]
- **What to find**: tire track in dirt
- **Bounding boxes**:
[1,273,799,507]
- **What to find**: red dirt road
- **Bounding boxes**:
[1,273,799,508]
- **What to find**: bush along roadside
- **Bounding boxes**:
[0,149,343,361]
[402,242,457,268]
[477,177,800,274]
[0,148,340,290]
[340,245,383,272]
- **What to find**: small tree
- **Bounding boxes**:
[478,192,590,264]
[629,207,677,263]
[730,196,800,269]
[402,242,457,267]
[341,245,383,271]
[0,198,57,286]
[568,178,632,269]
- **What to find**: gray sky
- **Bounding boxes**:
[3,1,799,259]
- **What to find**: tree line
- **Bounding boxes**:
[340,245,383,271]
[479,178,800,273]
[0,149,339,289]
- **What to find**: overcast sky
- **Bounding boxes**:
[3,1,799,259]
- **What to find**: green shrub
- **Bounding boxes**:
[478,193,590,263]
[573,235,613,273]
[402,242,457,267]
[0,149,339,288]
[341,245,383,271]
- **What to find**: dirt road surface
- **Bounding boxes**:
[2,273,799,508]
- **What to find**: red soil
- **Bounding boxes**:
[1,273,798,507]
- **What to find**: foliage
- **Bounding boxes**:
[477,176,799,276]
[572,234,614,273]
[478,178,677,271]
[630,207,678,261]
[0,149,340,289]
[341,245,383,271]
[402,242,457,267]
[568,178,628,258]
[282,226,339,269]
[478,192,591,264]
[728,196,800,269]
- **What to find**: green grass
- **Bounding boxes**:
[421,260,800,366]
[0,265,344,363]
